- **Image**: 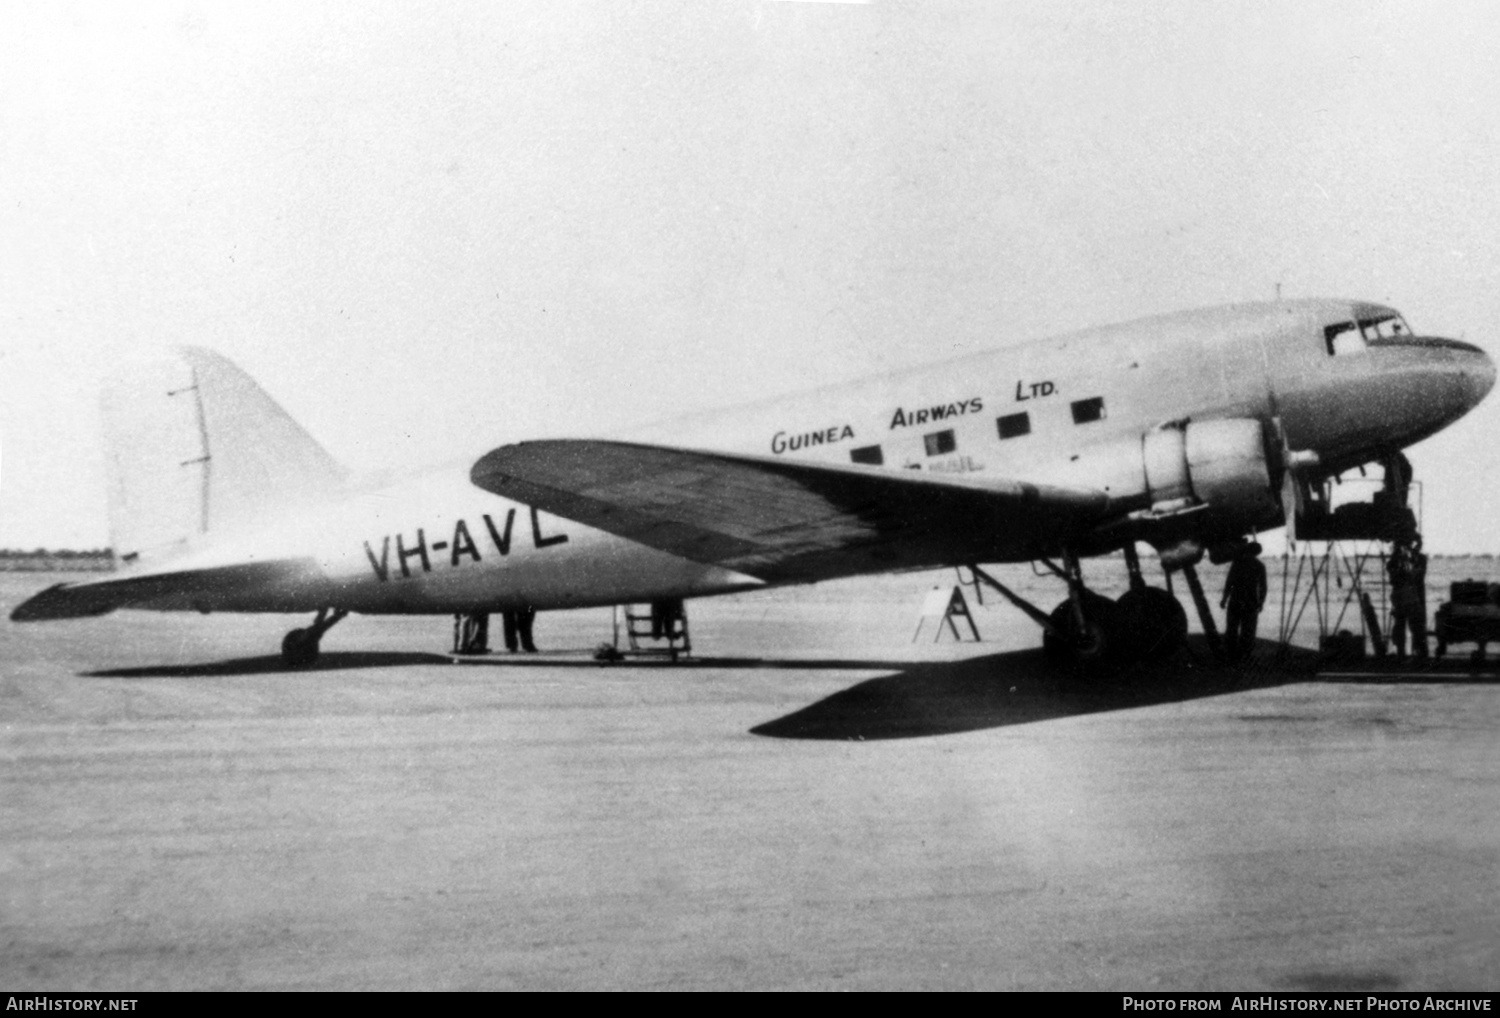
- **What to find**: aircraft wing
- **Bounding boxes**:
[9,558,326,621]
[471,440,1111,583]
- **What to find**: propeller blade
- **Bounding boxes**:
[1281,469,1300,547]
[1270,416,1317,547]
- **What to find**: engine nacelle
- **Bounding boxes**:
[1178,419,1279,521]
[1054,418,1280,526]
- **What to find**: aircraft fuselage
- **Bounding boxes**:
[35,299,1499,618]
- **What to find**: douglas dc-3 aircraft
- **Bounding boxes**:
[12,299,1495,668]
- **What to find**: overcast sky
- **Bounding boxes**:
[3,1,1500,551]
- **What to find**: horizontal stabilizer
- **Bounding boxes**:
[10,559,326,621]
[471,440,1109,583]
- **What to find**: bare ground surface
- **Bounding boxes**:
[2,565,1498,991]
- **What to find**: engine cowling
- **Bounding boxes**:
[1144,418,1281,522]
[1055,418,1281,526]
[1177,418,1279,522]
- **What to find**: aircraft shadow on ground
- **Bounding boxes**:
[750,638,1315,741]
[81,639,1493,736]
[444,639,1297,739]
[751,639,1500,740]
[84,651,454,678]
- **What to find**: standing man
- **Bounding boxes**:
[502,607,539,653]
[1388,538,1429,662]
[1221,542,1268,662]
[515,605,538,653]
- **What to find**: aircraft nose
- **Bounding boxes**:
[1356,336,1497,446]
[1399,335,1495,418]
[1464,343,1497,409]
[1422,338,1496,428]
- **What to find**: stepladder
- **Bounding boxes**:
[608,598,692,661]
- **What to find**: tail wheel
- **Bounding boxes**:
[281,628,320,668]
[280,607,347,668]
[1042,592,1123,671]
[1116,587,1189,660]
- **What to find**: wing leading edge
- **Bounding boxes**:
[470,440,1111,584]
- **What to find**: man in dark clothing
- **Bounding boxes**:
[1388,539,1429,661]
[502,607,539,653]
[1221,542,1268,662]
[650,599,684,641]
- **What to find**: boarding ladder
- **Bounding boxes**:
[605,599,691,662]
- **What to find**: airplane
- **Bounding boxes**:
[11,298,1495,669]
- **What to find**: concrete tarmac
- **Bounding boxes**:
[2,571,1498,990]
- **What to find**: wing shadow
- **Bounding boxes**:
[752,638,1317,740]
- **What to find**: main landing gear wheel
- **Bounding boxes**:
[1042,591,1124,671]
[1116,587,1189,661]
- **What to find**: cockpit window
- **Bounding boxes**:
[1359,314,1412,342]
[1324,321,1367,356]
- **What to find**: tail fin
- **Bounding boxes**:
[101,347,347,566]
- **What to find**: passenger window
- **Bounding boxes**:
[849,445,884,466]
[1070,397,1105,425]
[997,412,1031,439]
[924,430,956,456]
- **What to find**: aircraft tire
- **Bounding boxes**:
[1042,593,1123,672]
[281,628,320,668]
[1116,587,1188,660]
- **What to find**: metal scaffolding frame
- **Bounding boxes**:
[1276,477,1422,658]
